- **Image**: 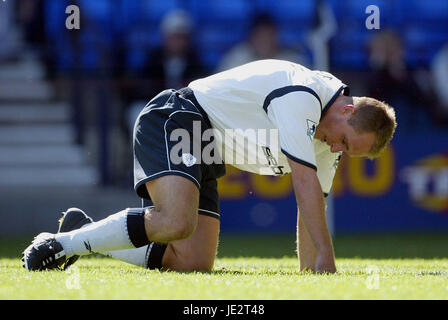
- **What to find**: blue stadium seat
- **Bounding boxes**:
[43,0,448,73]
[44,0,71,41]
[330,30,374,69]
[119,0,142,27]
[125,48,149,71]
[330,48,368,70]
[63,0,118,48]
[278,28,308,49]
[253,0,316,53]
[140,0,182,30]
[400,0,448,22]
[77,32,104,70]
[195,27,246,69]
[195,26,245,68]
[254,0,315,28]
[127,25,159,49]
[53,40,75,72]
[79,48,99,71]
[196,27,244,50]
[189,0,251,24]
[188,0,252,69]
[78,0,112,22]
[120,0,182,35]
[199,49,223,70]
[404,26,448,67]
[124,25,160,70]
[329,0,405,70]
[337,0,398,30]
[339,0,394,17]
[399,0,448,55]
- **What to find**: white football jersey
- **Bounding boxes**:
[188,59,348,195]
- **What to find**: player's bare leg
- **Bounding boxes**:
[94,177,218,271]
[23,175,202,270]
[161,214,219,272]
[102,213,219,272]
[53,206,219,271]
[142,177,220,271]
[143,175,199,243]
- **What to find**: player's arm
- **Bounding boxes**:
[297,208,316,271]
[297,197,327,271]
[288,158,336,273]
[265,86,334,271]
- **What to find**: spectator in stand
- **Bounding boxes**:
[366,30,439,132]
[217,13,309,72]
[431,43,448,125]
[124,9,207,134]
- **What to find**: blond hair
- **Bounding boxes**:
[349,97,397,158]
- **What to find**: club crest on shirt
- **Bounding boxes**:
[306,119,317,142]
[182,153,197,167]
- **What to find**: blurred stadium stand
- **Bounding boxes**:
[0,40,97,189]
[39,0,448,72]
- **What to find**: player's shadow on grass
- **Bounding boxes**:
[208,268,301,276]
[160,267,302,276]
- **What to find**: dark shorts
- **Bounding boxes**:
[133,88,226,220]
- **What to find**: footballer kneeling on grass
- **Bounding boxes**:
[22,60,396,274]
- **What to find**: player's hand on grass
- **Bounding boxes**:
[315,249,336,274]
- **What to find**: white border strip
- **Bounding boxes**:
[134,170,201,190]
[198,208,220,218]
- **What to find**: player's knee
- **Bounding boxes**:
[167,213,197,241]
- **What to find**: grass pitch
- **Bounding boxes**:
[1,233,448,300]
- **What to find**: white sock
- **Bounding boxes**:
[65,220,151,267]
[78,220,151,268]
[55,209,135,258]
[103,246,151,268]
